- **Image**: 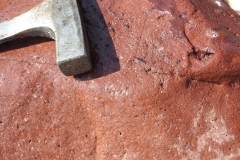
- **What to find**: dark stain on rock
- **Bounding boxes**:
[188,47,215,61]
[136,57,147,64]
[148,0,186,38]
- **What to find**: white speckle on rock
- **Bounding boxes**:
[0,74,5,87]
[207,29,219,38]
[193,108,202,128]
[215,1,222,7]
[104,84,129,97]
[122,150,138,160]
[158,46,165,52]
[23,117,29,122]
[33,94,37,98]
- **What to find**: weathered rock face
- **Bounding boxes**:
[1,0,240,159]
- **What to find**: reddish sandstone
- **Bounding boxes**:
[0,0,240,159]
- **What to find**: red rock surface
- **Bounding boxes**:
[1,0,240,159]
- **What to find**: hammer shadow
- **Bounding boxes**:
[0,37,53,53]
[74,0,120,81]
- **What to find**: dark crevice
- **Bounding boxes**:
[183,27,194,48]
[183,28,215,61]
[188,47,215,61]
[135,57,146,64]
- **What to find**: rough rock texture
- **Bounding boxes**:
[1,0,240,159]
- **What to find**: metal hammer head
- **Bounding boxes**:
[0,0,92,76]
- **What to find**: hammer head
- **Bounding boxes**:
[52,0,92,76]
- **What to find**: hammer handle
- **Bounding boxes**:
[0,0,54,44]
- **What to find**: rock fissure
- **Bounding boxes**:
[188,47,215,61]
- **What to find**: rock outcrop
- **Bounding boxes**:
[1,0,240,159]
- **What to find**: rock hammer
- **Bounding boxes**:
[0,0,92,76]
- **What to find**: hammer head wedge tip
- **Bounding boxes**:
[52,0,92,76]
